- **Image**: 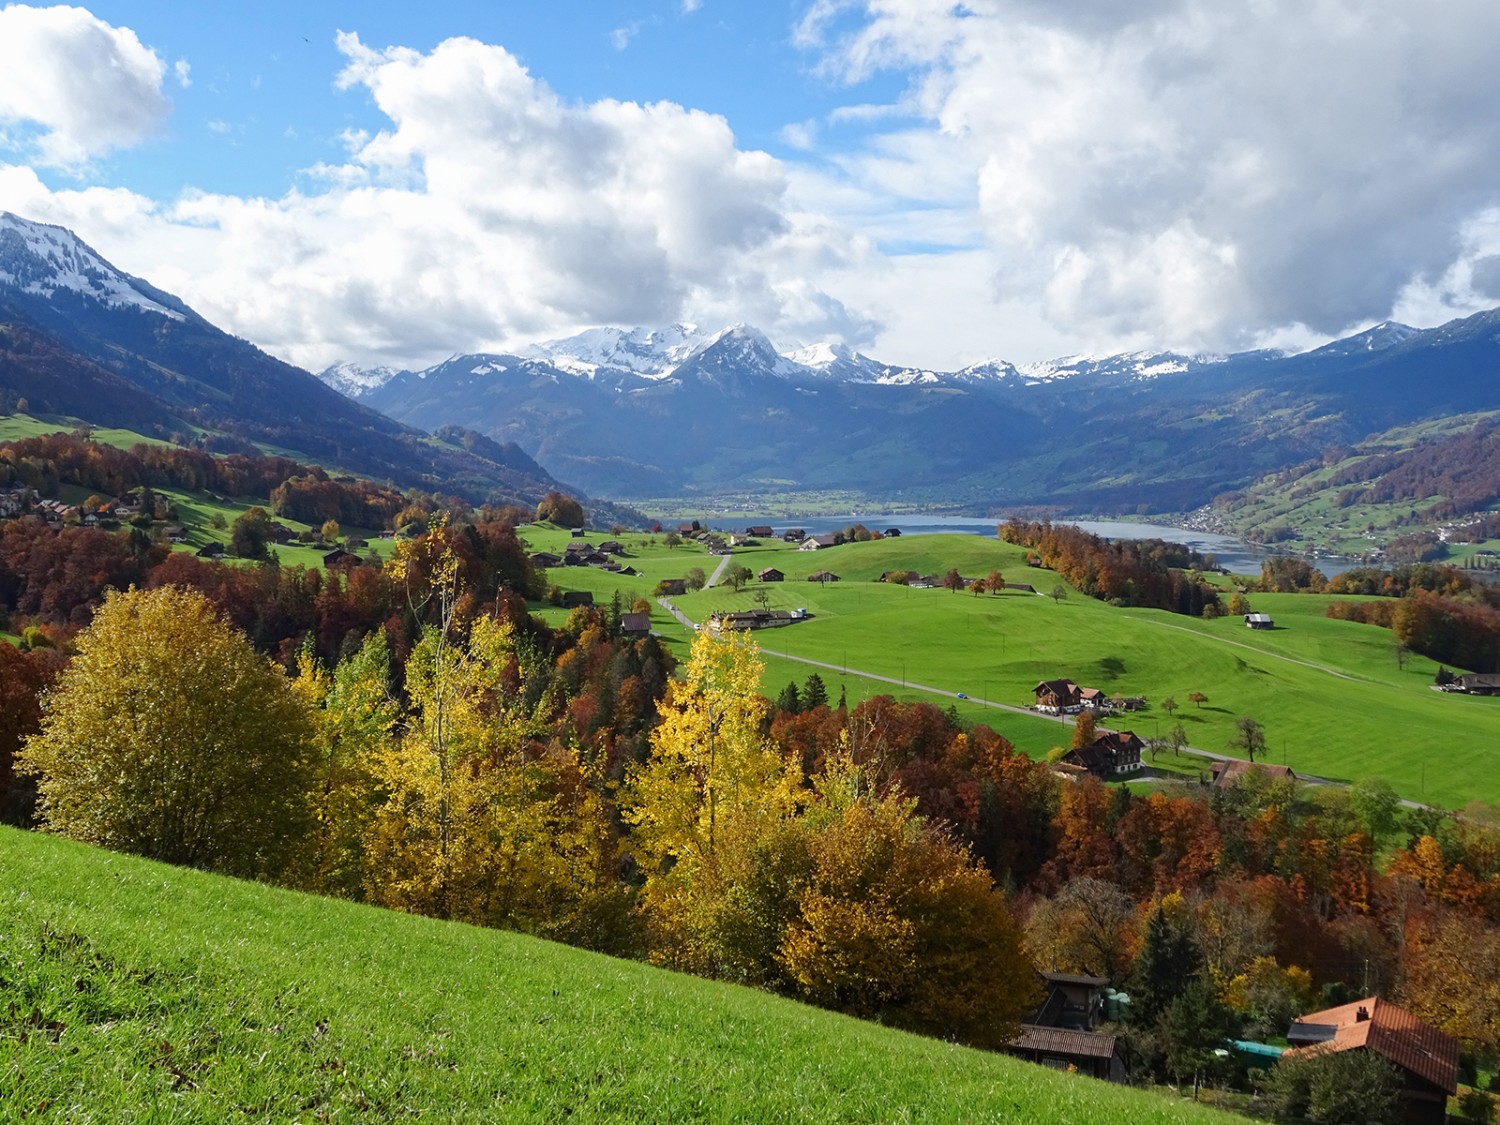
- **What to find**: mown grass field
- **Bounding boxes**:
[0,828,1236,1124]
[531,528,1500,809]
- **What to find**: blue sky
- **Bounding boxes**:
[3,2,1500,372]
[70,2,908,203]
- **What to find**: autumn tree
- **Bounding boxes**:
[1071,710,1098,749]
[1226,716,1266,763]
[1025,876,1136,981]
[321,518,341,543]
[625,631,799,971]
[0,643,59,826]
[535,490,585,528]
[230,505,276,559]
[1188,691,1208,709]
[987,569,1005,594]
[18,585,313,878]
[292,630,398,897]
[777,754,1041,1047]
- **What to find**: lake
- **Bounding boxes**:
[710,513,1358,578]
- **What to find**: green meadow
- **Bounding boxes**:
[529,528,1500,809]
[0,828,1236,1124]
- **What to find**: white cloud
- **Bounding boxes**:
[609,22,639,51]
[0,4,171,168]
[681,0,702,13]
[173,58,190,88]
[800,0,1500,352]
[0,32,874,371]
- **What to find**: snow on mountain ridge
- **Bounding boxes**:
[0,212,183,320]
[523,322,708,379]
[316,361,404,398]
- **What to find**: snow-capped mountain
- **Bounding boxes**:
[521,322,710,380]
[1304,320,1421,359]
[0,211,188,320]
[316,361,406,398]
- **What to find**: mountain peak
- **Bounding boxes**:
[0,211,186,321]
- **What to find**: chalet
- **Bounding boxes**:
[163,526,187,543]
[1245,612,1274,629]
[560,590,594,608]
[707,608,807,634]
[677,523,696,535]
[745,525,774,538]
[597,540,625,555]
[1078,687,1110,713]
[1006,971,1125,1082]
[807,570,840,583]
[1282,998,1458,1125]
[1452,673,1500,695]
[571,528,587,537]
[884,527,902,537]
[799,534,838,551]
[529,551,563,568]
[267,523,296,544]
[1007,583,1038,594]
[1211,760,1296,789]
[759,568,784,583]
[617,565,639,576]
[1057,731,1144,779]
[196,542,224,558]
[1033,679,1082,714]
[378,530,396,540]
[347,537,369,550]
[323,547,358,568]
[619,612,651,637]
[783,528,806,542]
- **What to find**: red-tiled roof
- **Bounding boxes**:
[1284,997,1458,1094]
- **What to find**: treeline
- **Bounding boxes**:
[1323,419,1500,522]
[0,431,408,529]
[1316,563,1500,671]
[998,519,1224,615]
[0,512,541,664]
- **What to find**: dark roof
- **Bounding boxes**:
[1033,678,1079,695]
[1284,997,1458,1094]
[1009,1025,1118,1060]
[1212,760,1296,788]
[619,612,651,634]
[1043,971,1109,988]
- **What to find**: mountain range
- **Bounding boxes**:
[4,209,1499,522]
[324,312,1500,510]
[0,212,575,510]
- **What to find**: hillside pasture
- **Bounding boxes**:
[630,535,1500,808]
[0,828,1235,1123]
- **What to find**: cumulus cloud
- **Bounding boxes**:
[2,31,875,370]
[799,0,1500,351]
[0,4,171,168]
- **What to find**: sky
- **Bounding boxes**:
[3,1,1500,374]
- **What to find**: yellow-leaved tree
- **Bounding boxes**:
[363,532,631,950]
[777,748,1041,1047]
[291,629,399,897]
[19,585,312,878]
[624,630,802,973]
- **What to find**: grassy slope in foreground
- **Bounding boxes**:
[0,830,1235,1124]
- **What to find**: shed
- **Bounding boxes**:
[1245,613,1274,629]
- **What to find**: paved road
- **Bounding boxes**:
[702,552,732,589]
[657,582,1434,807]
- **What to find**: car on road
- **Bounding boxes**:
[956,692,968,699]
